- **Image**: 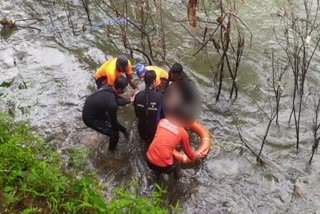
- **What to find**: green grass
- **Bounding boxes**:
[0,111,180,213]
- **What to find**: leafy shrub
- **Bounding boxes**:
[107,181,181,214]
[0,112,178,213]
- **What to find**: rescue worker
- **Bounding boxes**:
[95,55,138,90]
[134,70,163,144]
[82,75,134,151]
[146,117,204,178]
[135,63,168,92]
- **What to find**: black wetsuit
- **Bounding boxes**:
[82,84,130,150]
[134,87,163,144]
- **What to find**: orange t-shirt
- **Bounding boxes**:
[147,119,197,167]
[145,66,168,87]
[95,58,132,85]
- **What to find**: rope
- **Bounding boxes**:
[189,159,203,178]
[210,134,221,158]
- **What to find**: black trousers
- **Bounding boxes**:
[83,115,119,151]
[147,159,176,175]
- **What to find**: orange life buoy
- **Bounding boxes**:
[173,121,211,163]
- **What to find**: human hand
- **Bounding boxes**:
[130,95,135,103]
[129,89,139,103]
[129,88,139,96]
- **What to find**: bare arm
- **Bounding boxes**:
[180,129,198,161]
[125,73,138,90]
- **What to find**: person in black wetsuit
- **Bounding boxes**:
[82,75,134,151]
[134,70,163,144]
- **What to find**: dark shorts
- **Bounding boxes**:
[147,159,176,175]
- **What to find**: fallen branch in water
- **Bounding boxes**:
[232,114,264,165]
[309,98,320,164]
[0,16,41,33]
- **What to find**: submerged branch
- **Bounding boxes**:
[232,114,264,165]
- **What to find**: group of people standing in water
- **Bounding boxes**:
[82,55,205,178]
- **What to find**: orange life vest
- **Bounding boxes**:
[145,66,168,87]
[95,58,132,85]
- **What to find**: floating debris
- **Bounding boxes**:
[277,8,285,17]
[292,184,302,198]
[276,80,285,92]
[304,35,311,47]
[131,5,137,20]
[0,17,16,28]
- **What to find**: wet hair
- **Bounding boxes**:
[116,55,128,67]
[144,70,156,87]
[114,75,128,89]
[169,63,183,75]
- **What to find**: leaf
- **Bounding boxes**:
[131,5,137,20]
[276,80,284,91]
[293,185,301,198]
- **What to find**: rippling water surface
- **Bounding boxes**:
[1,0,320,213]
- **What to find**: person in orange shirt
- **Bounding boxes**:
[146,118,204,178]
[135,63,168,92]
[95,55,138,90]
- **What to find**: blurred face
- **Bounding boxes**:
[163,82,199,127]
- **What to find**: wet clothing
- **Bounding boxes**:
[95,58,132,88]
[145,66,168,87]
[146,119,197,168]
[82,84,130,150]
[147,159,176,175]
[134,87,163,144]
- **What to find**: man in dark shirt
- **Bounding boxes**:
[134,70,163,144]
[82,75,133,151]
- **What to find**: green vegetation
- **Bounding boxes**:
[0,111,179,213]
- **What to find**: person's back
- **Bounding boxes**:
[134,70,163,144]
[146,118,199,177]
[135,64,168,92]
[145,65,168,87]
[82,85,117,122]
[95,58,119,86]
[134,88,162,143]
[95,55,137,90]
[82,76,132,151]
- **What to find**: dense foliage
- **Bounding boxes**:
[0,112,178,213]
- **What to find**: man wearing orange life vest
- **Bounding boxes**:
[135,63,168,92]
[95,55,138,90]
[146,118,204,178]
